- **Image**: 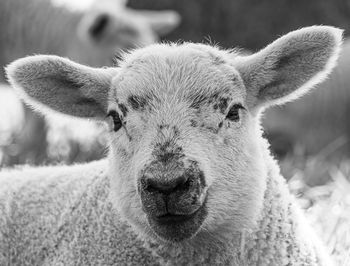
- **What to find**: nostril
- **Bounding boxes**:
[177,176,191,191]
[175,175,188,189]
[144,181,159,194]
[142,174,190,195]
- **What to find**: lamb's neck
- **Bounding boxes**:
[0,0,83,81]
[242,166,320,265]
[144,161,320,265]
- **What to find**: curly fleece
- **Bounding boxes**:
[0,155,333,265]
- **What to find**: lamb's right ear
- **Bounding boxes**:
[233,26,343,111]
[6,55,118,119]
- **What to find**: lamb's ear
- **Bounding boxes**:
[86,13,112,43]
[5,55,117,119]
[234,26,343,110]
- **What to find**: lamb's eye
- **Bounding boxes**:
[226,104,245,122]
[107,110,123,132]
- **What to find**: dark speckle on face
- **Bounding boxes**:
[205,126,219,134]
[224,137,230,145]
[117,146,130,158]
[190,119,198,127]
[158,125,180,136]
[218,97,229,114]
[128,95,148,110]
[189,91,231,113]
[208,92,220,104]
[172,126,180,137]
[118,103,128,117]
[154,139,172,153]
[190,95,208,109]
[153,139,184,164]
[199,122,220,134]
[159,124,170,130]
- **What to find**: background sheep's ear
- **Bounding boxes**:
[5,55,117,119]
[87,13,112,43]
[234,26,343,110]
[138,10,181,36]
[79,11,121,46]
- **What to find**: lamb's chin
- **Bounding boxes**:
[145,204,208,243]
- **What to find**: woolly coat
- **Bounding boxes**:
[0,155,333,266]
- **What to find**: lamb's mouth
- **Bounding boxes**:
[147,203,208,242]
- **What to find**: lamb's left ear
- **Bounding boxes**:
[234,26,343,110]
[5,55,118,119]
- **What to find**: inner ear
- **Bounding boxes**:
[258,45,326,101]
[6,55,118,120]
[234,26,343,110]
[23,75,107,118]
[89,13,110,41]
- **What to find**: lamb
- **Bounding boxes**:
[0,26,342,265]
[0,0,180,81]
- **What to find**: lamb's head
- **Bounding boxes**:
[6,26,342,243]
[72,0,180,67]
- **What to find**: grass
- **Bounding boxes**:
[282,142,350,265]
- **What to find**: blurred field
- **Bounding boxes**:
[0,0,350,264]
[285,153,350,266]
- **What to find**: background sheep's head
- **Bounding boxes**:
[70,0,180,67]
[6,26,342,243]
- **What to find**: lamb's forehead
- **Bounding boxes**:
[110,43,245,110]
[119,43,233,65]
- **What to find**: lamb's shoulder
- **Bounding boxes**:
[44,163,157,265]
[0,160,105,264]
[0,160,156,265]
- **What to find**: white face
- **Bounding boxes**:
[107,45,267,242]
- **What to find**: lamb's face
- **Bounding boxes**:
[6,26,342,244]
[107,45,267,242]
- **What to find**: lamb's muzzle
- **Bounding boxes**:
[139,158,207,242]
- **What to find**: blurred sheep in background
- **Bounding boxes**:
[0,0,180,167]
[0,0,180,75]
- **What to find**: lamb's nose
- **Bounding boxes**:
[142,174,189,195]
[139,160,206,217]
